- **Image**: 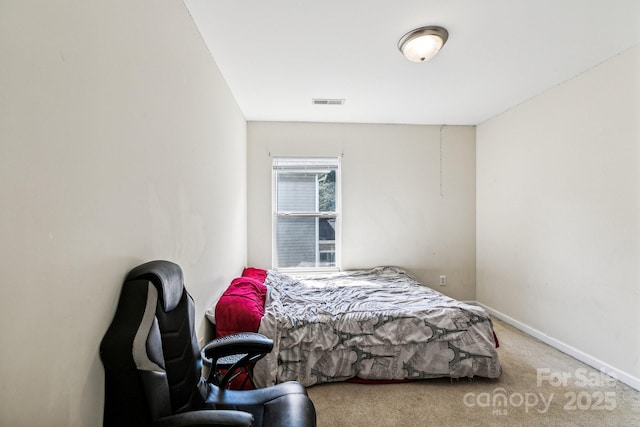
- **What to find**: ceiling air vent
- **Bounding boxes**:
[312,98,345,106]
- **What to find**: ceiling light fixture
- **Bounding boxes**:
[398,26,449,63]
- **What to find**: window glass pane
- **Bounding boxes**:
[275,216,337,268]
[276,173,317,212]
[318,218,335,241]
[276,170,336,213]
[318,170,336,212]
[276,217,317,268]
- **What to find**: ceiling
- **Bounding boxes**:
[184,0,639,125]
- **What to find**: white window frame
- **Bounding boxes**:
[271,157,341,272]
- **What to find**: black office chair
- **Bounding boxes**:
[100,260,316,427]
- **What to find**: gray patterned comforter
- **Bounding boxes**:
[253,267,501,387]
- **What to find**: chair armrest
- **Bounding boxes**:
[203,332,273,359]
[201,332,273,387]
[153,410,253,427]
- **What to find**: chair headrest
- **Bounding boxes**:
[126,260,184,312]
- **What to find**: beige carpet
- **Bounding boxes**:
[306,318,640,426]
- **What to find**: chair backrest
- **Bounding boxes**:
[100,261,204,427]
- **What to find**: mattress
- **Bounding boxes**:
[251,267,501,387]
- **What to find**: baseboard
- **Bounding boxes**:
[470,301,640,392]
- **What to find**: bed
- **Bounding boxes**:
[209,266,501,388]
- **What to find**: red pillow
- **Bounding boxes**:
[215,277,267,337]
[241,267,267,283]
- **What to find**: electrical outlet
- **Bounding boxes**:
[439,275,447,286]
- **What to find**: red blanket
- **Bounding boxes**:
[214,268,268,337]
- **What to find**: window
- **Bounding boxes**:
[272,157,340,271]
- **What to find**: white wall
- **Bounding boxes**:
[0,1,247,425]
[477,47,639,383]
[248,122,476,300]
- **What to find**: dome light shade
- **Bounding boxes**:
[398,26,449,63]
